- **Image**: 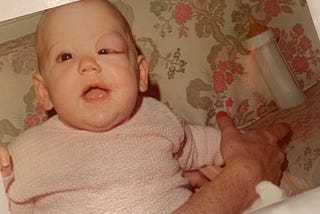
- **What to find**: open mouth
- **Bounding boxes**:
[82,85,109,102]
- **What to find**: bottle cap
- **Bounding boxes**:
[247,16,268,39]
[245,16,274,50]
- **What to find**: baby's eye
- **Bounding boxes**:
[98,49,115,55]
[58,53,73,61]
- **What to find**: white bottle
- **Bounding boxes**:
[245,16,305,109]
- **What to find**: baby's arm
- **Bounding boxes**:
[0,146,12,177]
[176,123,223,171]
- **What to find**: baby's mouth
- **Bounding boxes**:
[82,86,109,102]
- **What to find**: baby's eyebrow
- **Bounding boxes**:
[45,40,64,58]
[46,43,58,55]
[97,32,129,50]
[100,31,127,42]
[44,46,62,63]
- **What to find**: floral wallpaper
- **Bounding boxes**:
[126,0,320,127]
[0,34,44,146]
[275,23,320,88]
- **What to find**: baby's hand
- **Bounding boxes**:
[184,166,221,189]
[0,146,11,177]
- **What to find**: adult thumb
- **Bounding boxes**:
[216,111,238,136]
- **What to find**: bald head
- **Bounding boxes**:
[35,0,137,71]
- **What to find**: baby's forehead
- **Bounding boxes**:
[42,1,122,23]
[38,1,129,34]
[35,0,137,57]
[37,2,129,37]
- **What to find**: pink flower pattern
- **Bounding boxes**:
[299,36,312,51]
[274,24,320,84]
[225,97,233,108]
[292,56,309,73]
[173,4,192,25]
[212,59,243,94]
[24,103,48,129]
[264,0,281,16]
[292,24,304,36]
[150,0,320,127]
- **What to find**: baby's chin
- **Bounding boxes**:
[67,116,131,132]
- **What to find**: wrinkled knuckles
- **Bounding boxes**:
[263,130,278,144]
[278,150,286,162]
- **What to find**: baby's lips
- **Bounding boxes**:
[82,87,109,102]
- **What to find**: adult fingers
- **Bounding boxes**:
[264,122,292,146]
[216,112,239,136]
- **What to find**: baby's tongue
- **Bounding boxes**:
[84,88,108,100]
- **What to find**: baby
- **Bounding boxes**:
[2,1,224,213]
[0,0,290,213]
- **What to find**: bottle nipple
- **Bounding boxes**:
[247,16,269,38]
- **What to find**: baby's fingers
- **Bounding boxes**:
[1,166,12,177]
[0,147,12,177]
[0,147,10,167]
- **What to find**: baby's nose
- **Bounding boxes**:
[79,56,101,74]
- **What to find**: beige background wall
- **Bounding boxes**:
[306,0,320,39]
[0,0,79,44]
[0,12,41,44]
[0,0,79,22]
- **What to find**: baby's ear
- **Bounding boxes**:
[137,55,148,92]
[33,72,54,111]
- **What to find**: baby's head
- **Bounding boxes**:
[33,0,148,132]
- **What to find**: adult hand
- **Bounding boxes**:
[175,113,291,214]
[217,112,291,185]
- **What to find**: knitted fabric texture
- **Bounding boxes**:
[6,97,222,213]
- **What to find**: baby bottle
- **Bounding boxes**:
[245,16,305,109]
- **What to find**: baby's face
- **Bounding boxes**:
[35,0,148,132]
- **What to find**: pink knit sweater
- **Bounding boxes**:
[6,97,223,213]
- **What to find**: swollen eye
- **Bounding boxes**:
[98,49,121,55]
[58,53,73,61]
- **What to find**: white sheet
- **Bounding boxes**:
[0,0,79,22]
[249,186,320,214]
[307,0,320,40]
